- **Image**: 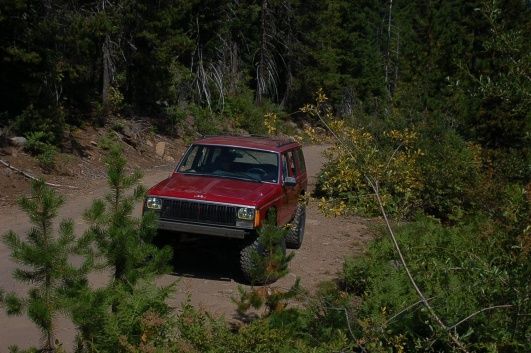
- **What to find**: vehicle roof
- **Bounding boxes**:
[193,135,300,152]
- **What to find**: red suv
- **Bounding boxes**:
[144,135,307,280]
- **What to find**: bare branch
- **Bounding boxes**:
[447,304,514,331]
[387,296,436,323]
[0,159,78,189]
[384,142,403,173]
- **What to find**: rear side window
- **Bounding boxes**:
[288,151,298,176]
[281,153,289,178]
[295,148,306,173]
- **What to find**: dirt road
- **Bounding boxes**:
[0,145,369,352]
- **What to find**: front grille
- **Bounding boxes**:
[160,198,237,226]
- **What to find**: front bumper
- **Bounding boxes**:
[157,219,251,239]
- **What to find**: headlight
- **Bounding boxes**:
[145,197,162,210]
[237,207,255,220]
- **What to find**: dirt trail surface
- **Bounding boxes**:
[0,144,369,352]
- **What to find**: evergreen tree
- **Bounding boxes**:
[456,0,530,181]
[68,144,173,351]
[1,180,91,352]
[236,209,300,315]
[83,144,172,286]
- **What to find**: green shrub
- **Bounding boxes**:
[15,105,65,145]
[97,131,120,150]
[163,103,223,137]
[88,281,176,353]
[234,210,300,317]
[223,91,265,134]
[24,131,54,154]
[484,147,530,183]
[1,180,90,352]
[417,128,482,220]
[189,104,222,136]
[35,146,56,172]
[176,301,351,353]
[24,131,57,171]
[341,216,530,352]
[164,105,187,136]
[340,257,369,295]
[249,211,293,284]
[223,90,284,135]
[110,118,125,133]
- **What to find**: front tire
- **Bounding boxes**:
[286,204,306,249]
[240,236,286,285]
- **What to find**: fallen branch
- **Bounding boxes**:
[387,296,436,323]
[0,159,78,189]
[372,185,469,352]
[447,304,513,331]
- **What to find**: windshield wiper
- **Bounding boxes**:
[216,173,262,183]
[180,171,213,177]
[181,170,262,183]
[241,172,263,182]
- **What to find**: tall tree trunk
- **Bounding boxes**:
[229,42,240,95]
[256,0,269,104]
[385,0,393,99]
[281,0,294,108]
[102,34,112,108]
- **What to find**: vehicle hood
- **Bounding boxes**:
[147,173,279,206]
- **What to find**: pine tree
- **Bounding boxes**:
[1,180,90,352]
[69,144,173,351]
[235,210,301,316]
[83,144,172,287]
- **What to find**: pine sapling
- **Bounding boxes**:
[83,144,172,287]
[1,180,90,352]
[234,210,301,316]
[71,144,174,350]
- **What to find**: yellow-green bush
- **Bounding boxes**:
[314,119,487,221]
[315,122,424,219]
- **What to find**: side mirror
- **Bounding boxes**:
[283,176,296,187]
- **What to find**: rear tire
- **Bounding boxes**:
[286,204,306,249]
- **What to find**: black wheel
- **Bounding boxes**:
[286,204,306,249]
[240,236,286,285]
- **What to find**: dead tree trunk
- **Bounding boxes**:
[102,34,112,108]
[384,0,393,98]
[256,0,269,104]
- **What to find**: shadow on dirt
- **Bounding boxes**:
[156,233,246,283]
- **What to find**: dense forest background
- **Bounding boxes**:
[1,0,528,155]
[0,0,530,352]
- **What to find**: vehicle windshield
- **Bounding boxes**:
[177,144,279,183]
